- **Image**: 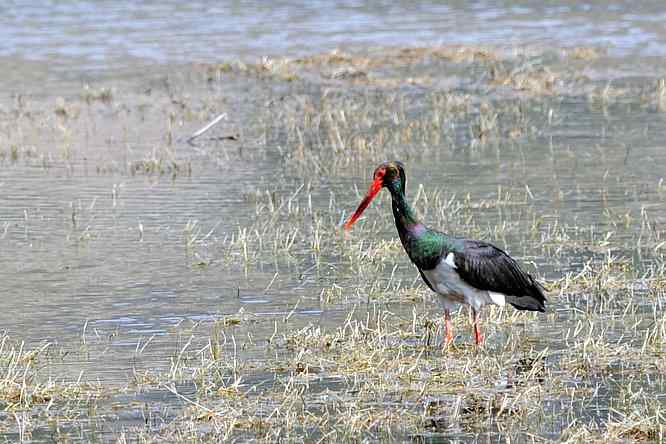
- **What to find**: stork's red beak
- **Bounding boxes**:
[344,178,383,230]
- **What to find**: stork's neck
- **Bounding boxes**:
[388,183,425,241]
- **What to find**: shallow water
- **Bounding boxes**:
[3,1,666,96]
[1,2,665,442]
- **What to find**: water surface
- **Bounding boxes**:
[0,2,665,441]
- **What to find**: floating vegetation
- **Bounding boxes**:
[81,85,114,104]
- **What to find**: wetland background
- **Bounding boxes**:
[1,1,666,442]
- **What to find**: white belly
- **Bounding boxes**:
[421,255,506,311]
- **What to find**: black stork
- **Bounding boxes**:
[344,161,546,346]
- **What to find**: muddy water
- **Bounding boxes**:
[1,2,666,441]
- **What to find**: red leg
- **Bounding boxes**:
[472,308,484,345]
[442,309,453,348]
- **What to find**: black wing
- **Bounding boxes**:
[418,268,437,293]
[454,240,546,312]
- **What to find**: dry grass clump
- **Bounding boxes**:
[117,273,665,442]
[0,44,619,175]
[561,386,665,443]
[129,305,557,442]
[0,333,110,440]
[587,81,634,108]
[81,84,114,104]
[289,45,500,71]
[291,49,374,71]
[257,85,545,174]
[128,156,192,177]
[564,46,604,60]
[0,72,239,173]
[489,61,560,95]
[198,58,300,83]
[197,44,586,96]
[390,45,499,64]
[248,45,500,88]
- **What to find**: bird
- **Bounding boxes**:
[344,161,546,346]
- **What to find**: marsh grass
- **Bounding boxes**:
[0,333,112,440]
[155,172,665,441]
[123,273,664,442]
[1,44,666,441]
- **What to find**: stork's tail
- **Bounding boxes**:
[505,284,546,312]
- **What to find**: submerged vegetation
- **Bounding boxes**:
[0,44,665,441]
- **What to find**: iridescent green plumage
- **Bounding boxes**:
[385,166,460,271]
